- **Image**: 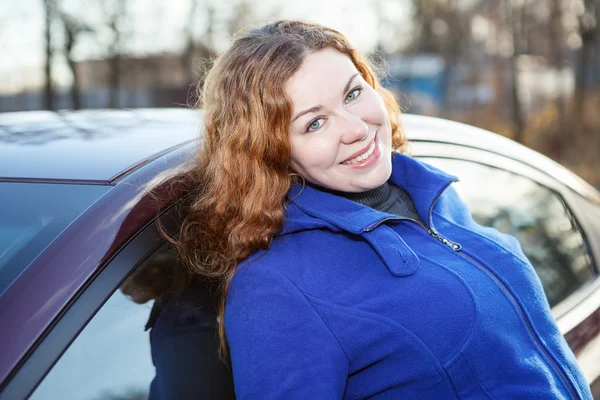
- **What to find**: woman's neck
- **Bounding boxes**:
[308,181,392,210]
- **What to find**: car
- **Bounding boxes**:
[0,108,599,399]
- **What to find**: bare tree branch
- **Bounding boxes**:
[504,0,525,143]
[58,10,94,109]
[104,0,128,109]
[42,0,56,110]
[573,0,598,136]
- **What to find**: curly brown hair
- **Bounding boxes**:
[171,20,407,354]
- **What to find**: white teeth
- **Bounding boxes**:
[342,141,376,165]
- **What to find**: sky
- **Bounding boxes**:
[0,0,413,94]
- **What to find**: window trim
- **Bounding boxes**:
[0,211,178,400]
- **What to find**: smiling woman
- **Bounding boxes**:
[164,20,594,399]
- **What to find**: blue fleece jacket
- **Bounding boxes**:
[225,152,592,399]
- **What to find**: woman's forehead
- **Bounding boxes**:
[286,49,359,105]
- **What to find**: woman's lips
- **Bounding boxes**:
[342,135,376,163]
[341,133,380,169]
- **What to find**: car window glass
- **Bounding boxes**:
[421,157,596,307]
[0,182,109,295]
[29,243,235,400]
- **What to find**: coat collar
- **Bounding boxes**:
[283,152,458,235]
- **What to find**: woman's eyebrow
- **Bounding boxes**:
[342,73,360,96]
[291,72,360,123]
[291,105,322,123]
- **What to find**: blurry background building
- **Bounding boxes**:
[0,0,598,185]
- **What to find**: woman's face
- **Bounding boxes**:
[286,48,393,192]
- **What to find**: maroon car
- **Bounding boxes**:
[1,109,599,399]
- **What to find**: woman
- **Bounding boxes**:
[173,20,592,399]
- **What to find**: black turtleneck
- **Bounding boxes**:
[313,181,423,224]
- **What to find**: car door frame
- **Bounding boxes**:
[0,206,179,400]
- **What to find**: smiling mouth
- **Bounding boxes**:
[341,142,375,165]
[340,134,377,165]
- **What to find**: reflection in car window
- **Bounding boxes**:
[0,182,109,296]
[422,158,596,307]
[30,244,235,400]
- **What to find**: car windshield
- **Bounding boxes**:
[0,182,110,295]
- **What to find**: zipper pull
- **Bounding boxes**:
[428,228,462,251]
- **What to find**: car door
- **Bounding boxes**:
[0,212,234,400]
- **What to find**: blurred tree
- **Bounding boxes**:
[181,0,259,101]
[103,0,129,109]
[504,0,526,143]
[179,0,221,106]
[181,0,201,84]
[410,0,480,112]
[573,0,598,136]
[227,0,255,37]
[369,0,408,57]
[549,0,567,131]
[411,0,438,53]
[42,0,57,110]
[58,10,93,109]
[181,0,215,87]
[206,4,216,51]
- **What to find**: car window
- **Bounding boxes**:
[421,158,596,307]
[29,243,235,400]
[0,182,109,296]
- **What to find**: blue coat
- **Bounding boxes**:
[225,153,592,399]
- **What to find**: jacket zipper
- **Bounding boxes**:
[362,183,579,399]
[457,248,579,399]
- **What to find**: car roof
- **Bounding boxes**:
[1,108,597,203]
[402,114,600,204]
[0,108,201,183]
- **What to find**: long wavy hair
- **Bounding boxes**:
[171,20,407,354]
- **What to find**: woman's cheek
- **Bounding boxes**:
[313,141,338,167]
[292,137,334,169]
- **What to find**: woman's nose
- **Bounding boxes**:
[339,112,368,144]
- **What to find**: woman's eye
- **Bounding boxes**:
[307,118,324,132]
[345,87,362,103]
